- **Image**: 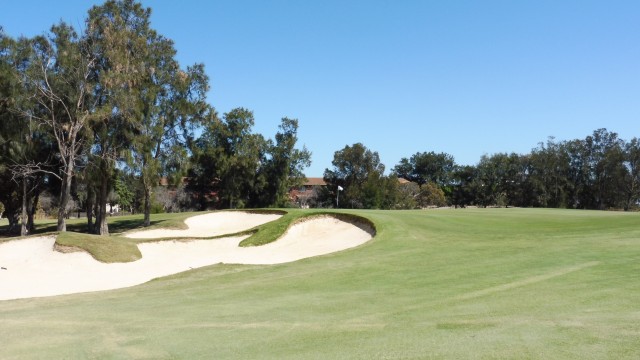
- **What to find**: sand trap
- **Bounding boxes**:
[125,211,283,239]
[0,216,373,301]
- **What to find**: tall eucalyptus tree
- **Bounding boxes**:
[8,23,98,232]
[258,118,311,207]
[84,0,160,234]
[132,35,208,226]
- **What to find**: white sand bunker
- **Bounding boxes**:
[125,211,282,239]
[0,215,373,301]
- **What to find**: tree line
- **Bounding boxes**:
[0,0,310,236]
[318,128,639,211]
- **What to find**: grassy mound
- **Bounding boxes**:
[238,211,376,247]
[55,232,142,263]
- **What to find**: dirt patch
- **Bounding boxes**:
[53,243,85,254]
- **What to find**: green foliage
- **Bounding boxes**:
[0,31,55,234]
[391,129,640,210]
[323,143,387,209]
[125,20,209,224]
[524,129,634,210]
[394,180,420,209]
[113,175,134,211]
[393,151,455,187]
[150,201,165,214]
[419,182,447,207]
[623,137,640,210]
[528,137,572,207]
[190,108,270,209]
[258,118,312,207]
[85,0,159,234]
[473,152,525,207]
[450,165,475,208]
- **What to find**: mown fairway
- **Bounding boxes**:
[1,208,639,359]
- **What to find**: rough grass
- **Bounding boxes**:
[1,208,639,359]
[55,231,142,263]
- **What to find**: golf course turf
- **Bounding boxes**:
[1,208,639,359]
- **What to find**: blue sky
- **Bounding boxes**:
[3,0,639,176]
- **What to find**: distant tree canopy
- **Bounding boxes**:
[393,151,455,187]
[260,117,312,207]
[405,129,640,210]
[323,143,388,209]
[318,129,639,211]
[188,108,310,210]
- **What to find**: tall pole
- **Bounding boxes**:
[336,186,339,208]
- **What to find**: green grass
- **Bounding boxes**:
[239,210,375,247]
[55,231,142,263]
[1,208,639,359]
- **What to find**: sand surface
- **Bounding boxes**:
[125,211,283,238]
[0,214,372,301]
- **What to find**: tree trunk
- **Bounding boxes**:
[86,185,94,232]
[94,208,100,235]
[7,212,19,234]
[626,181,637,211]
[143,183,152,227]
[97,176,109,236]
[20,178,27,237]
[93,200,100,234]
[57,168,73,232]
[27,190,39,233]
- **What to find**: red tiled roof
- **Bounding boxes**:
[304,177,326,186]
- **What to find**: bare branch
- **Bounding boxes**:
[9,160,62,182]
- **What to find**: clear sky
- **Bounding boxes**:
[3,0,639,176]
